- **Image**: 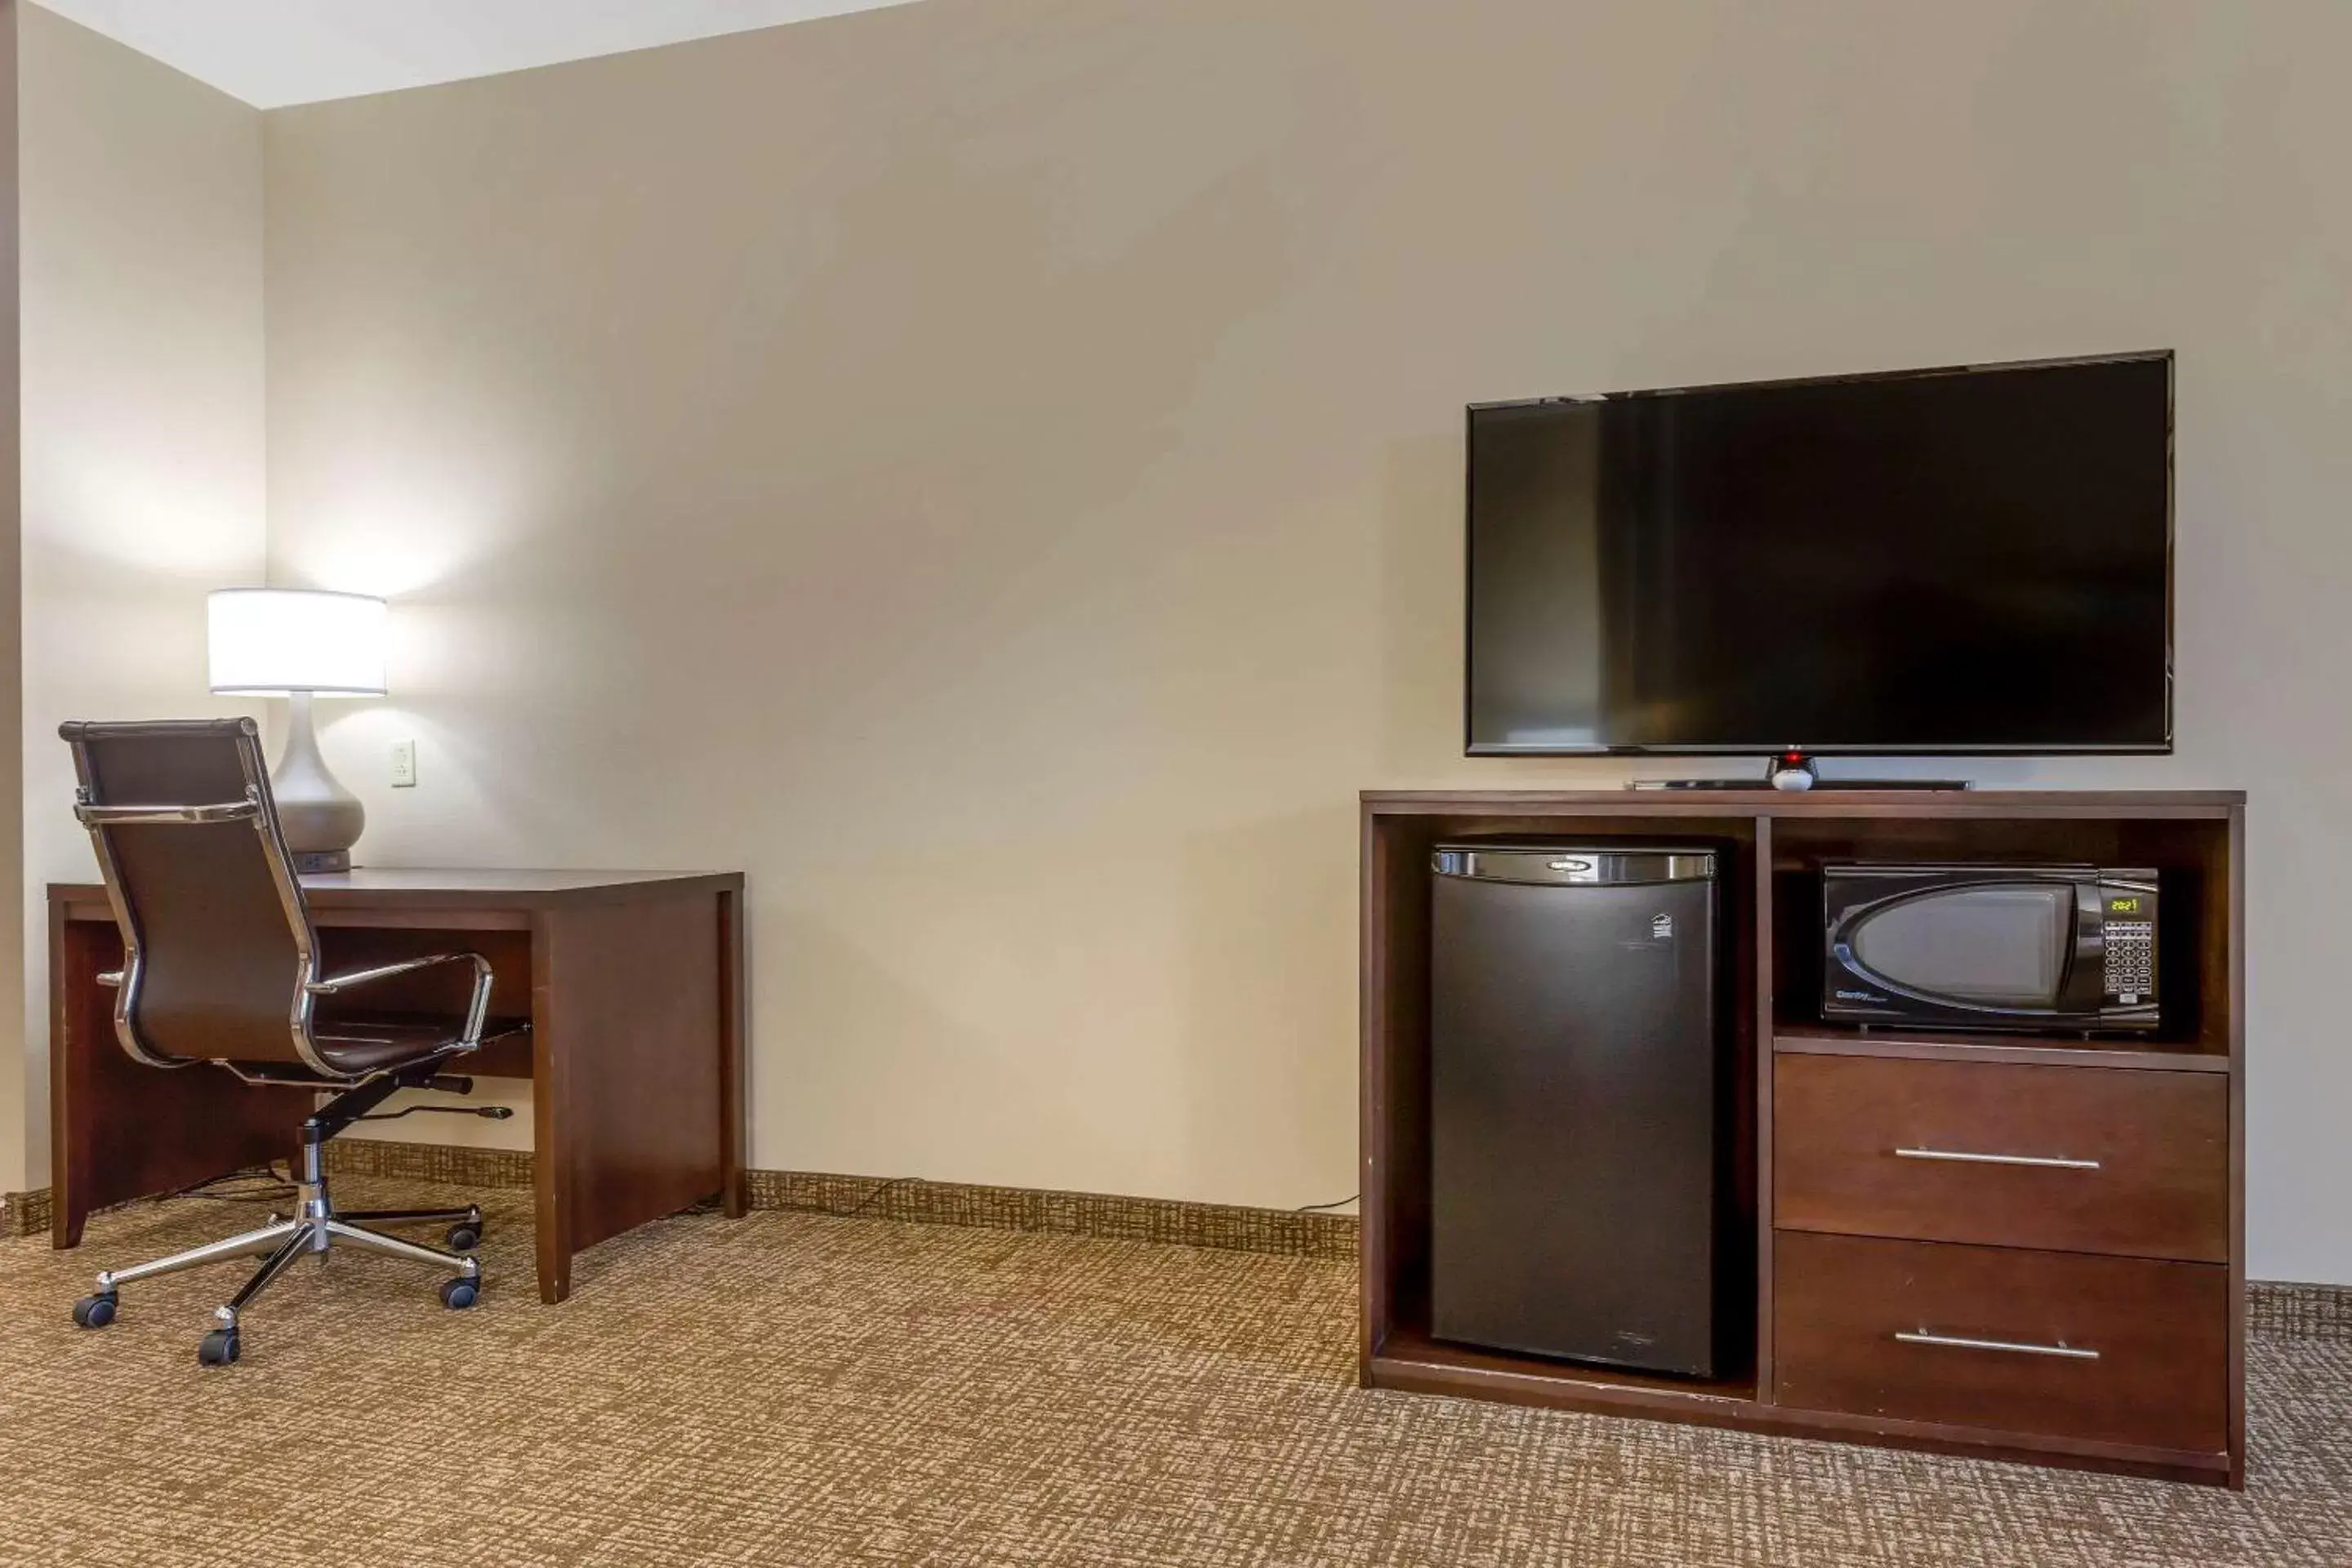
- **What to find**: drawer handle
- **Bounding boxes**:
[1894,1147,2101,1171]
[1895,1330,2100,1361]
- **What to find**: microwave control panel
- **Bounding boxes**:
[2097,877,2159,1015]
[2102,919,2156,1004]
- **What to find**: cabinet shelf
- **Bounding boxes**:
[1370,1327,1759,1415]
[1772,1027,2230,1073]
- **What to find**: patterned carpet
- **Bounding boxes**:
[2,1179,2348,1566]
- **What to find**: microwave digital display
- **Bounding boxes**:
[1822,863,2158,1031]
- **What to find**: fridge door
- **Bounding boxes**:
[1430,846,1722,1374]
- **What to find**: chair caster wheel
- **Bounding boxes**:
[439,1276,479,1310]
[445,1221,482,1251]
[197,1328,241,1366]
[71,1293,118,1329]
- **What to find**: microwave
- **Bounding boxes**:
[1821,863,2158,1031]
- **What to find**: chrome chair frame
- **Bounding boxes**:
[76,790,494,1079]
[63,719,499,1361]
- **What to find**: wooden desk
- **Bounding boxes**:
[48,868,747,1303]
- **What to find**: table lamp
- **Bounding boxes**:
[207,588,388,872]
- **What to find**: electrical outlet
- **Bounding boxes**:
[390,739,417,788]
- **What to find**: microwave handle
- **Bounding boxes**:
[2060,879,2108,1013]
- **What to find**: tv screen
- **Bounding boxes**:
[1465,353,2172,755]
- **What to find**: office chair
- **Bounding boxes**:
[60,718,503,1366]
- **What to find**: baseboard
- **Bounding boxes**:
[319,1142,1353,1259]
[318,1144,1353,1258]
[2248,1281,2352,1341]
[28,1146,2352,1321]
[321,1138,536,1190]
[745,1169,1359,1260]
[2,1188,53,1240]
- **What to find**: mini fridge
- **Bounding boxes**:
[1428,844,1728,1377]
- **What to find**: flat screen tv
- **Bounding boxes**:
[1465,352,2173,756]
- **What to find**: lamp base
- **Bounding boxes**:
[271,691,367,867]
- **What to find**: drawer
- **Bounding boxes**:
[1775,1232,2228,1454]
[1775,1054,2227,1261]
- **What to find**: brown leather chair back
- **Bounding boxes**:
[61,719,322,1071]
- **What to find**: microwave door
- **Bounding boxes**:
[1843,881,2075,1017]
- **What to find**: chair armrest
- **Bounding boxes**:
[75,800,260,827]
[308,952,494,1048]
[307,952,487,993]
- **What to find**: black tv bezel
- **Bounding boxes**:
[1461,349,2176,759]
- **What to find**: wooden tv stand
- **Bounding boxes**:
[1361,789,2244,1487]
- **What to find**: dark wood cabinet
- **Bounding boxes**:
[1361,789,2244,1487]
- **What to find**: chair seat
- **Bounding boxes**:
[307,1019,469,1076]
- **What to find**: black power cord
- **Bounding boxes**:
[1296,1193,1359,1213]
[358,1105,515,1124]
[826,1176,924,1219]
[167,1163,298,1205]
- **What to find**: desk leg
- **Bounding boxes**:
[51,912,300,1249]
[719,886,748,1219]
[531,929,572,1305]
[531,890,729,1303]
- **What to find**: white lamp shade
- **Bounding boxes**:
[207,589,389,697]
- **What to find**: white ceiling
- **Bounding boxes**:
[35,0,926,109]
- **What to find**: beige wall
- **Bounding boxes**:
[261,0,2352,1277]
[11,4,268,1189]
[0,2,24,1197]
